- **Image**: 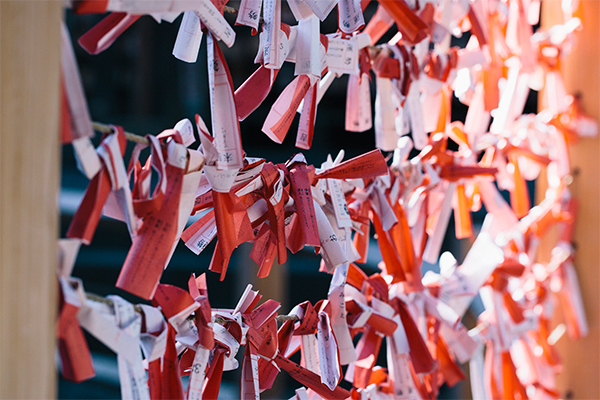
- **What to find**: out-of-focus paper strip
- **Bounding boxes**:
[236,66,279,121]
[346,73,372,132]
[364,5,394,45]
[172,11,203,63]
[236,0,262,33]
[423,182,456,264]
[476,178,519,237]
[78,12,140,55]
[72,0,110,14]
[60,23,95,145]
[102,0,212,14]
[375,76,398,151]
[442,231,504,317]
[315,149,388,181]
[57,277,96,383]
[78,303,141,365]
[195,0,235,48]
[98,131,137,237]
[301,0,338,21]
[66,128,127,244]
[378,0,428,44]
[338,0,365,33]
[406,82,427,150]
[287,0,313,21]
[109,296,150,400]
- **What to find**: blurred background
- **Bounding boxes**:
[60,2,538,398]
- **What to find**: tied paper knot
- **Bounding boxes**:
[116,135,190,300]
[66,125,127,244]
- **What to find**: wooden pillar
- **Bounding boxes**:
[0,2,62,398]
[541,1,600,398]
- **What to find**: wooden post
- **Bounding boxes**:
[0,2,62,398]
[541,1,600,398]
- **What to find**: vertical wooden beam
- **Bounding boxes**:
[0,2,62,398]
[541,1,600,398]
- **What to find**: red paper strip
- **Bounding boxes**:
[78,13,140,55]
[437,337,465,387]
[181,209,216,255]
[314,149,388,181]
[363,5,394,45]
[293,301,319,336]
[162,324,185,400]
[287,158,320,247]
[259,163,287,264]
[262,75,311,144]
[202,346,227,400]
[148,359,162,399]
[372,211,405,282]
[235,66,279,121]
[250,223,278,277]
[116,143,185,299]
[391,298,435,374]
[246,299,281,329]
[240,345,260,399]
[353,328,382,388]
[66,168,112,244]
[72,0,109,14]
[152,284,196,320]
[210,190,255,280]
[378,0,429,44]
[275,354,351,400]
[57,300,95,382]
[66,127,126,244]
